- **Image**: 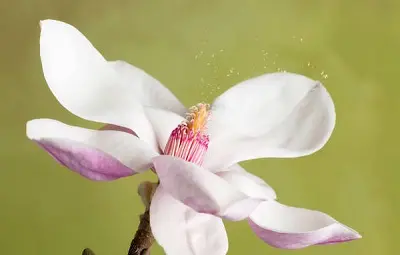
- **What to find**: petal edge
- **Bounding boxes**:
[248,200,361,249]
[153,156,263,221]
[204,73,336,170]
[27,119,158,181]
[150,186,229,255]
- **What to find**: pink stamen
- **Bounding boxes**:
[164,103,211,165]
[164,123,209,166]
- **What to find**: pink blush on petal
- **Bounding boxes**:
[35,139,135,181]
[183,196,219,215]
[248,218,361,249]
[316,234,362,245]
[36,142,67,167]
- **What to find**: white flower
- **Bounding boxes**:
[26,20,361,255]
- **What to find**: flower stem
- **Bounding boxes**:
[128,181,159,255]
[127,209,154,255]
[81,181,158,255]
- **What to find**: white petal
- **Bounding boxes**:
[109,60,186,115]
[39,20,156,146]
[153,156,263,221]
[144,107,186,152]
[225,164,269,185]
[248,200,361,249]
[204,73,335,170]
[150,186,228,255]
[27,119,158,180]
[216,169,276,200]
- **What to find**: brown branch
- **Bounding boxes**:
[128,209,154,255]
[81,181,157,255]
[81,209,154,255]
[82,248,95,255]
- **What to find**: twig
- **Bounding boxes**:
[128,209,154,255]
[82,248,96,255]
[81,181,157,255]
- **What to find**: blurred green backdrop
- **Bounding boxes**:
[1,0,398,254]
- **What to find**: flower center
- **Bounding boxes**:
[164,103,210,165]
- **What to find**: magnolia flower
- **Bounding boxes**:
[26,20,361,255]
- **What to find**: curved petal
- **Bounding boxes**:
[99,108,185,153]
[204,73,335,170]
[26,119,158,181]
[152,156,263,221]
[216,170,276,200]
[144,107,186,152]
[39,19,156,146]
[248,200,361,249]
[225,164,271,185]
[150,186,228,255]
[109,60,186,116]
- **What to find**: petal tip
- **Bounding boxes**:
[39,19,46,28]
[26,119,51,140]
[341,224,363,240]
[354,232,362,240]
[248,201,361,249]
[39,19,60,30]
[26,119,37,139]
[39,20,79,42]
[316,224,362,245]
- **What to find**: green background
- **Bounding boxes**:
[1,0,398,254]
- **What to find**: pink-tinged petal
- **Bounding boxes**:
[204,73,335,170]
[109,60,187,116]
[216,170,276,200]
[36,140,133,181]
[27,119,158,181]
[248,200,361,249]
[39,20,157,147]
[152,156,263,221]
[144,107,186,152]
[150,186,228,255]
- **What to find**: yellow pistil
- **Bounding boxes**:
[186,103,210,133]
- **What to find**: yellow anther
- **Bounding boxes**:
[186,103,210,133]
